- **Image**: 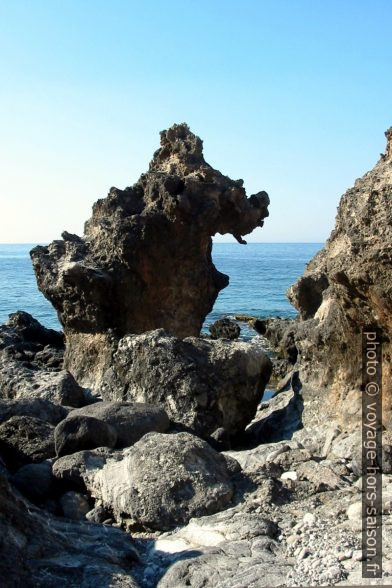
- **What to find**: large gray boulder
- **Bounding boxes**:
[101,330,272,437]
[85,432,237,531]
[68,401,170,448]
[0,415,55,471]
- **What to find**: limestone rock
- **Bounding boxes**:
[261,128,392,428]
[0,397,68,425]
[52,447,114,490]
[209,317,240,340]
[0,415,55,471]
[101,330,272,437]
[31,124,269,389]
[54,414,118,457]
[68,401,170,448]
[84,432,236,531]
[0,471,140,587]
[154,508,289,588]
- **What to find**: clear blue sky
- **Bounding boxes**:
[0,0,390,243]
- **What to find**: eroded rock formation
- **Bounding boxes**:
[263,128,392,427]
[31,123,269,388]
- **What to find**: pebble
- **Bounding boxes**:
[281,471,297,481]
[346,501,362,520]
[303,512,316,526]
[353,550,365,561]
[298,547,311,560]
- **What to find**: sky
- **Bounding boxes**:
[0,0,391,244]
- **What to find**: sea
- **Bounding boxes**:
[0,243,322,338]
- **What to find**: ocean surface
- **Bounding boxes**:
[0,243,322,337]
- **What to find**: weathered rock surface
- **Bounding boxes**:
[54,414,118,457]
[260,128,392,428]
[209,317,240,340]
[0,415,55,471]
[0,312,87,407]
[52,447,114,490]
[101,330,272,437]
[69,401,170,448]
[154,509,289,588]
[84,432,236,531]
[0,471,140,587]
[31,123,269,389]
[0,397,68,425]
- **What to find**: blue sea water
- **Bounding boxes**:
[0,243,322,335]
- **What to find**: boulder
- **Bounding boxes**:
[85,432,236,530]
[0,471,140,587]
[52,447,114,490]
[68,401,170,448]
[0,397,68,425]
[101,330,272,437]
[209,317,240,340]
[54,415,118,457]
[31,124,269,390]
[0,415,55,471]
[13,460,55,502]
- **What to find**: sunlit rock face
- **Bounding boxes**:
[287,128,392,427]
[31,124,269,388]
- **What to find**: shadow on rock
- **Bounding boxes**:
[244,371,304,448]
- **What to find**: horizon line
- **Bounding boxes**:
[0,241,325,245]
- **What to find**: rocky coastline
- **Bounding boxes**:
[0,125,391,587]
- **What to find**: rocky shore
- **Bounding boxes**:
[0,125,391,587]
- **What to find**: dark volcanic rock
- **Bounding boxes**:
[85,432,236,531]
[54,414,118,457]
[101,330,272,437]
[0,415,55,471]
[30,123,269,389]
[262,129,392,428]
[13,460,55,502]
[0,397,68,425]
[209,317,241,340]
[68,401,170,448]
[0,471,140,587]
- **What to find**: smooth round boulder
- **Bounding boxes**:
[0,416,55,471]
[68,401,170,448]
[54,415,117,457]
[93,432,235,531]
